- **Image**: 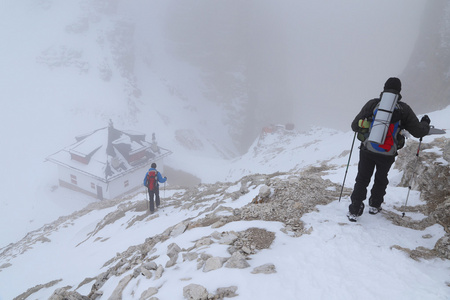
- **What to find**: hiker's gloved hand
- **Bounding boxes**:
[420,115,430,125]
[358,119,370,129]
[164,177,167,179]
[357,119,370,135]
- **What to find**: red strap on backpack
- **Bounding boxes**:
[379,124,394,151]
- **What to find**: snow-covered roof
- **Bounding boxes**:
[46,122,171,182]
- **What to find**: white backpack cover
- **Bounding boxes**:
[367,92,399,144]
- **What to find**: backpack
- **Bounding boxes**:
[360,97,404,156]
[146,170,158,191]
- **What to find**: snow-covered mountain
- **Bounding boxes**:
[1,106,449,299]
[1,1,450,299]
[1,0,447,247]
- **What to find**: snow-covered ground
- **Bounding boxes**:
[0,1,449,298]
[0,106,449,299]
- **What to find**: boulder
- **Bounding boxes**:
[183,284,208,300]
[108,274,133,300]
[258,185,271,198]
[142,262,158,270]
[195,237,213,248]
[166,243,181,268]
[218,232,238,245]
[203,257,224,272]
[154,265,164,280]
[171,222,187,237]
[140,287,158,300]
[251,263,277,274]
[225,252,250,269]
[49,288,89,300]
[216,286,238,298]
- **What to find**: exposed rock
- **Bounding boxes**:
[211,231,222,240]
[199,253,211,261]
[143,261,158,270]
[0,262,12,271]
[108,274,133,300]
[133,267,142,278]
[241,246,252,255]
[211,219,228,228]
[140,267,152,279]
[140,287,158,300]
[251,263,277,274]
[236,173,341,236]
[48,288,89,300]
[232,228,275,255]
[183,252,199,262]
[218,232,239,245]
[239,181,249,194]
[215,286,238,298]
[195,237,213,248]
[183,284,208,300]
[435,233,450,259]
[396,138,450,222]
[203,257,225,272]
[394,138,450,259]
[15,279,63,300]
[225,252,250,269]
[166,243,182,268]
[259,185,271,199]
[196,253,212,270]
[154,265,164,280]
[171,222,187,237]
[18,157,448,300]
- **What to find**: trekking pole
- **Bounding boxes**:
[402,137,423,217]
[146,188,150,212]
[339,132,357,202]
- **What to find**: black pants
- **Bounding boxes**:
[148,185,160,212]
[349,149,395,215]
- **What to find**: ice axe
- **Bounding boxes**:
[427,125,446,135]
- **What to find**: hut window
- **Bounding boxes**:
[70,174,77,185]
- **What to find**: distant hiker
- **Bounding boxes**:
[347,77,430,222]
[143,163,167,213]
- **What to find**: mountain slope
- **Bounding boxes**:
[1,106,449,299]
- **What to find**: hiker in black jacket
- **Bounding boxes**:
[347,77,430,222]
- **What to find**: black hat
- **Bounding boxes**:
[151,163,157,168]
[384,77,401,93]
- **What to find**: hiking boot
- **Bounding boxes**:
[347,212,358,222]
[357,202,365,216]
[369,206,382,215]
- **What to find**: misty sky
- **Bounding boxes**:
[153,0,429,134]
[283,0,427,129]
[0,0,430,145]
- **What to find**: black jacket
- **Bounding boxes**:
[351,98,430,139]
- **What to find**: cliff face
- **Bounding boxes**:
[402,0,450,113]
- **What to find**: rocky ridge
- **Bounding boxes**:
[3,139,449,300]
